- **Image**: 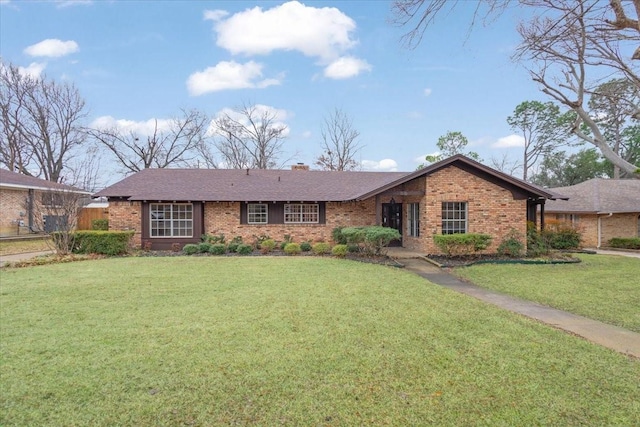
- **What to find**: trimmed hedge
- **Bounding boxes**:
[608,237,640,250]
[57,230,134,255]
[339,226,401,256]
[433,233,492,256]
[91,219,109,231]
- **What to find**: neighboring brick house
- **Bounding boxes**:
[0,169,90,236]
[544,178,640,248]
[94,155,562,254]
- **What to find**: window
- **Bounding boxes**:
[150,203,193,237]
[556,214,579,226]
[284,203,319,223]
[247,203,268,224]
[442,202,467,234]
[408,203,420,237]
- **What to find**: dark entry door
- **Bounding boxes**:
[382,203,402,246]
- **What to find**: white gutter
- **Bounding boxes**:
[597,212,613,248]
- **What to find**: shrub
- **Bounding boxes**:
[332,227,347,244]
[280,235,293,250]
[312,242,331,255]
[91,218,109,231]
[340,227,366,245]
[260,239,276,253]
[202,233,225,244]
[54,230,134,256]
[527,221,550,256]
[338,226,400,256]
[209,243,227,255]
[198,242,213,253]
[433,233,493,256]
[331,244,348,257]
[284,243,301,255]
[497,229,525,258]
[300,241,312,252]
[347,244,361,253]
[183,244,199,255]
[541,220,582,250]
[227,242,240,253]
[236,244,253,255]
[608,237,640,249]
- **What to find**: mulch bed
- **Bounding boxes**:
[425,253,581,268]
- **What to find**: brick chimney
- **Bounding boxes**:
[291,163,310,171]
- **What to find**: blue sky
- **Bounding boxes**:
[1,0,544,179]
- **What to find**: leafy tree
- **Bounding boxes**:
[424,131,481,164]
[0,61,88,182]
[507,101,567,181]
[212,103,288,169]
[315,108,362,171]
[530,148,609,187]
[89,109,208,174]
[588,79,640,178]
[391,0,640,177]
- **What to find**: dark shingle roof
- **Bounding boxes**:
[544,178,640,213]
[0,169,89,193]
[94,168,408,202]
[94,155,564,203]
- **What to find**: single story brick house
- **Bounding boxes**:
[544,178,640,248]
[0,169,91,236]
[94,155,563,254]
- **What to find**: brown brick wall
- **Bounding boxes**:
[402,166,527,254]
[549,213,639,247]
[108,200,142,247]
[0,188,28,233]
[203,199,377,244]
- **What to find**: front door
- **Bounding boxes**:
[382,203,402,246]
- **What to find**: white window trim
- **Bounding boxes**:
[284,203,319,224]
[150,203,193,238]
[442,201,467,234]
[247,203,268,224]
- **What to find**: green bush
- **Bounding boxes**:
[340,227,366,245]
[300,241,312,252]
[198,242,213,253]
[209,243,227,255]
[91,218,109,231]
[183,244,199,255]
[338,226,400,256]
[312,242,331,255]
[608,237,640,250]
[280,235,293,250]
[433,233,493,256]
[202,233,225,244]
[527,221,550,256]
[331,244,348,257]
[284,243,301,255]
[347,244,361,253]
[236,244,253,255]
[260,239,276,253]
[546,229,581,249]
[332,227,347,244]
[53,230,133,255]
[497,229,525,258]
[227,242,239,253]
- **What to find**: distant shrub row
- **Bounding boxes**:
[608,237,640,250]
[52,230,134,255]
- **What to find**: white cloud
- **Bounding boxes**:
[209,104,290,137]
[24,39,79,58]
[492,134,525,148]
[186,60,281,96]
[90,116,172,136]
[361,159,398,172]
[323,56,371,79]
[211,1,357,61]
[203,9,229,22]
[18,62,46,78]
[55,0,92,7]
[423,88,432,96]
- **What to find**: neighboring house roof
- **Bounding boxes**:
[94,155,565,202]
[0,169,90,194]
[544,178,640,214]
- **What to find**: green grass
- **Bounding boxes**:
[1,257,639,426]
[0,238,51,256]
[455,254,640,332]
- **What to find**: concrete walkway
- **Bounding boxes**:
[394,255,640,359]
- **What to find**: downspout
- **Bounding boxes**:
[597,212,613,249]
[28,189,34,232]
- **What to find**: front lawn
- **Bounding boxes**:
[455,254,640,332]
[0,238,50,256]
[1,257,638,426]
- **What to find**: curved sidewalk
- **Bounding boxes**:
[400,258,640,359]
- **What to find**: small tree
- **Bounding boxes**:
[315,108,362,171]
[424,131,481,164]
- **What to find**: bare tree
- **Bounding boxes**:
[0,61,88,182]
[391,0,640,177]
[489,152,522,176]
[315,108,362,171]
[89,109,208,174]
[213,103,288,169]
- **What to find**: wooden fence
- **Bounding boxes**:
[77,208,109,230]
